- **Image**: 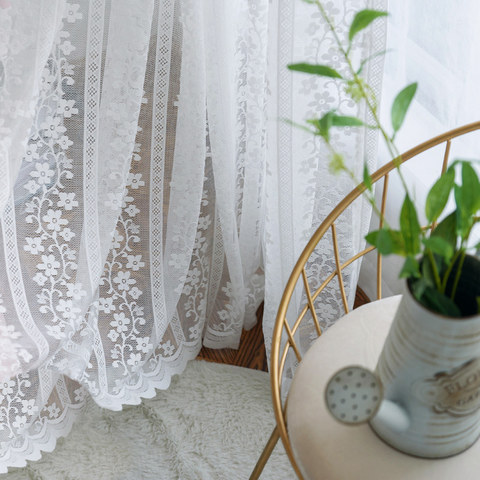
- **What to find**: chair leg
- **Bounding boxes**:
[249,426,280,480]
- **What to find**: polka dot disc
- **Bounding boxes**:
[325,366,383,425]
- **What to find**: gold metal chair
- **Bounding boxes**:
[262,121,480,479]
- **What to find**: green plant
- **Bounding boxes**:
[289,1,480,317]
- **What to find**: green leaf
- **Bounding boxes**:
[391,83,417,134]
[461,162,480,213]
[420,255,436,288]
[422,236,454,262]
[307,110,336,141]
[331,115,365,127]
[365,228,405,255]
[477,296,480,314]
[425,168,455,223]
[288,63,343,79]
[357,49,391,75]
[420,287,462,317]
[454,184,473,239]
[399,256,420,279]
[363,164,373,192]
[410,278,428,300]
[329,153,345,174]
[431,211,457,250]
[400,194,421,255]
[348,10,388,43]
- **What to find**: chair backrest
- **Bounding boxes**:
[270,121,480,479]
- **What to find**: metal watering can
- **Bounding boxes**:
[325,256,480,458]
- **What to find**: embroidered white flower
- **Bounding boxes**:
[126,255,145,272]
[41,116,66,139]
[42,209,68,232]
[21,399,39,416]
[37,254,61,277]
[125,204,140,217]
[59,227,75,241]
[46,402,61,419]
[188,324,201,340]
[66,283,86,300]
[24,180,40,194]
[186,267,201,286]
[32,272,48,286]
[30,162,55,185]
[128,286,142,300]
[197,215,211,230]
[160,340,175,356]
[0,379,14,395]
[74,386,86,402]
[58,135,73,150]
[65,3,82,23]
[112,230,124,249]
[105,192,123,210]
[110,312,130,333]
[57,99,78,118]
[57,192,78,211]
[135,337,152,354]
[56,299,80,320]
[127,352,142,369]
[99,297,116,313]
[126,173,145,190]
[107,329,119,342]
[12,415,28,432]
[113,271,135,291]
[168,253,187,271]
[24,237,44,255]
[59,40,75,55]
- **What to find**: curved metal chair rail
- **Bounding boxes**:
[270,121,480,479]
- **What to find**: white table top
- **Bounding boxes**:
[286,295,480,480]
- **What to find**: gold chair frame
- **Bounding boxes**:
[251,121,480,479]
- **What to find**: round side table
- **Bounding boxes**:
[286,295,480,480]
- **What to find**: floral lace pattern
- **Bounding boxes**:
[0,0,272,471]
[0,0,387,472]
[263,0,387,364]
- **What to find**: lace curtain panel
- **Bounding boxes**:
[0,0,385,471]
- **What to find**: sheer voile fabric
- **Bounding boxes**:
[263,0,385,368]
[358,0,480,300]
[0,0,385,471]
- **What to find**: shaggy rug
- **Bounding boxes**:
[4,360,294,479]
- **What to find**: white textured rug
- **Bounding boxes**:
[5,361,294,479]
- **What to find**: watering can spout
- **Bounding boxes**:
[325,365,410,431]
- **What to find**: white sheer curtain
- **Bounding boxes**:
[0,0,386,471]
[359,0,480,299]
[263,0,386,359]
[0,0,268,469]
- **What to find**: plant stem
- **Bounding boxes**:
[440,249,462,294]
[325,141,390,227]
[314,0,413,198]
[426,249,442,291]
[450,249,467,301]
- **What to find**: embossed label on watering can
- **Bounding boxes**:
[413,357,480,416]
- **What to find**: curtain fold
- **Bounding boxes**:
[263,0,386,363]
[0,0,385,471]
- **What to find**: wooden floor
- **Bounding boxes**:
[197,287,370,372]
